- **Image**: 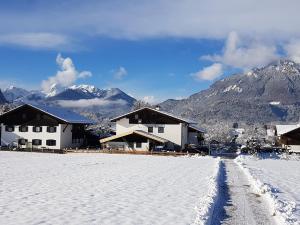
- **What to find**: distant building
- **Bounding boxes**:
[265,125,276,137]
[276,124,300,153]
[0,104,94,150]
[100,107,205,151]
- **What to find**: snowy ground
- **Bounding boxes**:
[0,152,219,225]
[235,154,300,225]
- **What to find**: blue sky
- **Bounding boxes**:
[1,0,300,103]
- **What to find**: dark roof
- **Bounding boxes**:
[111,107,196,124]
[188,125,206,133]
[0,103,94,124]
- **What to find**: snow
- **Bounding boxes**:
[235,154,300,225]
[223,84,243,93]
[276,124,300,136]
[0,152,220,225]
[270,101,281,105]
[28,103,94,124]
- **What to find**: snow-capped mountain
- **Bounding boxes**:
[159,59,300,125]
[0,89,8,104]
[46,84,135,105]
[3,86,30,102]
[4,84,136,119]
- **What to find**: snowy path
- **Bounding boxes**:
[211,159,278,225]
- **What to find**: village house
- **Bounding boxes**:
[0,103,94,150]
[276,124,300,153]
[100,107,205,152]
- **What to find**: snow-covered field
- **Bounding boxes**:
[0,152,219,225]
[235,154,300,225]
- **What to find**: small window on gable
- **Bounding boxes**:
[135,114,139,119]
[5,125,14,132]
[22,113,27,119]
[158,127,164,133]
[148,126,153,133]
[47,126,57,133]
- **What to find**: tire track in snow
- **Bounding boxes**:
[211,159,278,225]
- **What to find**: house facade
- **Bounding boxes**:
[0,104,93,150]
[100,107,205,151]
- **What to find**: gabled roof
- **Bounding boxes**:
[0,103,94,124]
[111,107,196,124]
[276,124,300,136]
[100,130,169,143]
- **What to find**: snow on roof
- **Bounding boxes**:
[29,104,94,124]
[2,103,94,124]
[276,124,300,136]
[111,107,197,124]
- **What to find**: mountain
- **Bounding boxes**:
[3,86,30,102]
[5,84,136,122]
[0,89,8,104]
[159,59,300,125]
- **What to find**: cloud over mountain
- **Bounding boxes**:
[41,54,92,93]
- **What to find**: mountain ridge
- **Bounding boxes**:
[159,59,300,125]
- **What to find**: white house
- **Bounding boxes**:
[0,103,94,150]
[100,107,205,151]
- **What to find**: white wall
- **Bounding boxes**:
[116,118,183,147]
[1,124,61,150]
[59,124,83,149]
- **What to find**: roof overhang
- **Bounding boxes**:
[100,130,169,143]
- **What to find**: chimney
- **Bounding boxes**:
[155,105,160,111]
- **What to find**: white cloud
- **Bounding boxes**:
[57,98,126,108]
[284,39,300,63]
[142,96,156,104]
[202,32,279,70]
[0,33,69,49]
[192,63,223,81]
[41,54,92,93]
[1,0,300,47]
[113,67,128,79]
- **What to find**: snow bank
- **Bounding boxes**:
[193,157,221,225]
[0,152,220,225]
[235,155,300,225]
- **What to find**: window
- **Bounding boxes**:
[136,142,142,148]
[47,126,57,133]
[33,126,42,132]
[32,139,42,145]
[134,114,139,119]
[19,126,28,132]
[5,125,14,132]
[158,127,164,133]
[148,126,153,133]
[46,139,56,146]
[18,139,28,145]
